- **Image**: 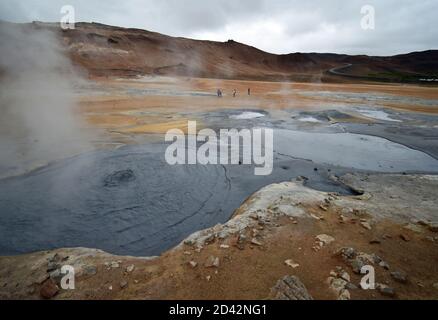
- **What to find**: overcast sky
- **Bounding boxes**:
[1,0,437,56]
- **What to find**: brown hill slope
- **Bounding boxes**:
[8,21,438,82]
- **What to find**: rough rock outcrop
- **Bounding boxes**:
[270,276,313,300]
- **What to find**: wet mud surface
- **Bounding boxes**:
[1,82,437,257]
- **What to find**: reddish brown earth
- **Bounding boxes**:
[6,21,437,82]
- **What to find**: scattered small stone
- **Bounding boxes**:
[284,259,299,269]
[203,233,216,245]
[345,282,358,290]
[432,283,438,290]
[369,239,381,244]
[352,209,363,216]
[39,279,59,299]
[371,254,383,264]
[358,252,375,264]
[342,207,354,215]
[404,223,423,233]
[120,280,128,289]
[319,204,328,211]
[316,234,335,246]
[249,213,259,220]
[310,214,322,221]
[183,251,192,256]
[251,238,263,246]
[49,253,66,263]
[206,275,211,281]
[83,265,98,276]
[339,215,348,223]
[110,261,120,268]
[400,234,410,242]
[379,261,390,270]
[378,285,396,297]
[340,272,351,282]
[390,271,408,284]
[48,254,57,263]
[330,278,348,295]
[189,261,198,268]
[338,289,351,300]
[47,261,59,273]
[108,285,113,291]
[339,247,357,260]
[126,264,135,273]
[351,259,365,274]
[205,256,220,268]
[360,221,372,230]
[220,244,230,249]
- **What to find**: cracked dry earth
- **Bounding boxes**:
[0,173,437,300]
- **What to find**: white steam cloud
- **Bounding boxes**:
[0,22,93,178]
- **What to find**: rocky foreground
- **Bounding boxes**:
[1,173,437,300]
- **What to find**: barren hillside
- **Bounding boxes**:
[15,21,438,82]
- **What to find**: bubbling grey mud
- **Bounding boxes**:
[1,130,438,256]
[165,121,274,175]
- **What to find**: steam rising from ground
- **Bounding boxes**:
[0,23,93,178]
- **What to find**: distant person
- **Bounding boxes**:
[248,88,251,96]
[233,89,237,98]
[217,89,222,97]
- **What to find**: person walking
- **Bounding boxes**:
[248,88,251,96]
[233,89,237,98]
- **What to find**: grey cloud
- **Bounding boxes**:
[0,0,436,55]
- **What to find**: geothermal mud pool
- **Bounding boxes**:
[0,141,358,256]
[1,106,438,257]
